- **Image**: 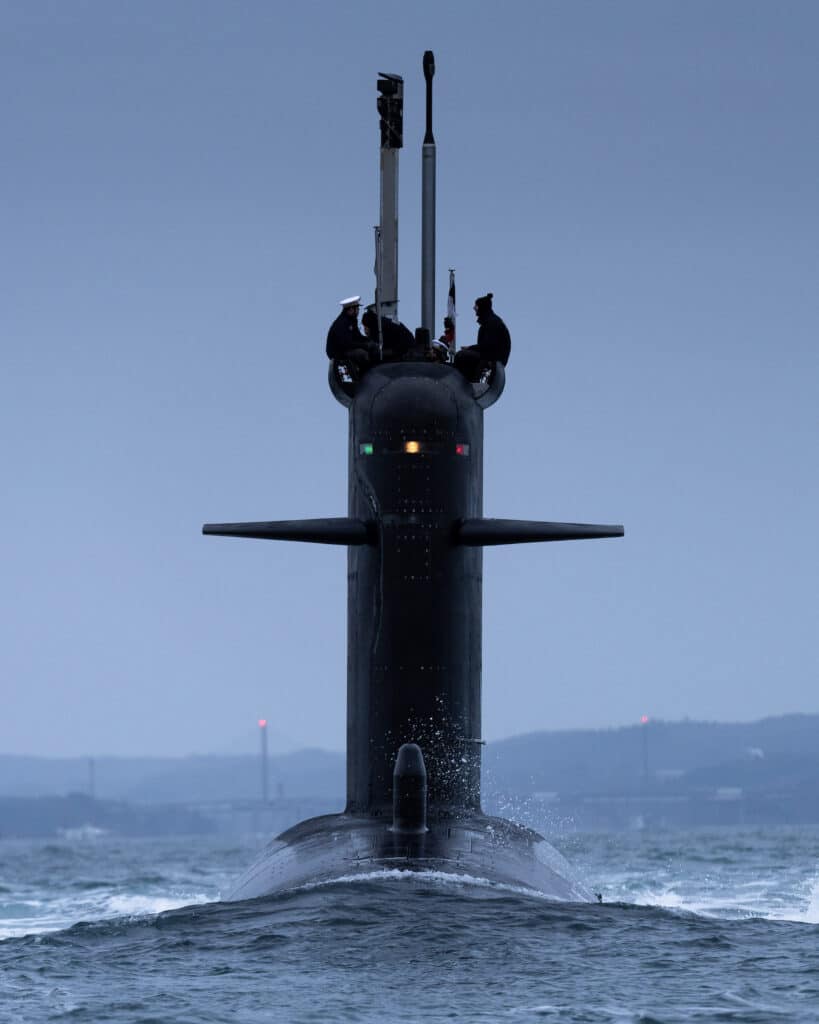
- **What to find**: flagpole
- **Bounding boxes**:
[447,267,456,357]
[374,225,384,356]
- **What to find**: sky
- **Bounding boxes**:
[2,0,817,758]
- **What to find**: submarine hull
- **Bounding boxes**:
[227,812,591,902]
[209,360,620,904]
[203,55,625,905]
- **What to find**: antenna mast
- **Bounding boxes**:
[421,51,436,339]
[376,72,403,323]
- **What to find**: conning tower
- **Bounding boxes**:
[203,54,623,898]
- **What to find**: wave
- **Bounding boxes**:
[614,877,819,925]
[0,890,214,942]
[767,873,819,925]
[102,892,211,918]
[276,866,577,902]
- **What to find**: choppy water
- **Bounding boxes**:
[2,827,819,1022]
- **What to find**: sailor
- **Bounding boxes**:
[361,305,414,362]
[326,296,378,377]
[429,315,455,363]
[439,315,455,350]
[454,293,511,380]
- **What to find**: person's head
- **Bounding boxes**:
[340,295,361,318]
[474,293,493,321]
[361,307,378,336]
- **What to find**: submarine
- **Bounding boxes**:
[204,54,623,901]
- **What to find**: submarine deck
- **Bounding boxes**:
[227,810,591,902]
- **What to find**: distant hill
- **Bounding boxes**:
[0,793,214,839]
[0,749,345,803]
[125,749,345,802]
[482,714,819,798]
[3,715,819,816]
[481,715,819,829]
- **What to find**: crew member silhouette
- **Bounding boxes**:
[454,294,511,381]
[361,306,415,362]
[326,296,378,377]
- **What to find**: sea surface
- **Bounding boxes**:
[1,826,818,1023]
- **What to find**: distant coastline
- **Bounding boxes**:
[2,714,819,836]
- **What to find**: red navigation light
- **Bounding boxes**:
[258,719,267,728]
[455,443,470,456]
[640,715,650,725]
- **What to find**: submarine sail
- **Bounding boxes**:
[203,54,623,900]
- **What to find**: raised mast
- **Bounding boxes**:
[421,51,436,339]
[376,72,403,323]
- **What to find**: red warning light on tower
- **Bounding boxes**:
[258,719,267,728]
[640,715,650,725]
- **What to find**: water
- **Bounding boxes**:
[2,827,819,1022]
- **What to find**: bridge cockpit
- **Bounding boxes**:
[328,358,505,410]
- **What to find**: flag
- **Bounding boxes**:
[446,268,456,349]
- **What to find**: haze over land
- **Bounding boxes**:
[3,2,817,758]
[4,715,819,835]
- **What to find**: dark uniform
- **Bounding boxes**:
[454,293,511,380]
[326,302,377,377]
[361,308,414,362]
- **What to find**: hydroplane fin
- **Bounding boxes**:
[455,518,624,546]
[202,518,373,545]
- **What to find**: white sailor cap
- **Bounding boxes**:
[339,295,361,308]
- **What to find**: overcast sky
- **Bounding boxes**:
[3,1,817,757]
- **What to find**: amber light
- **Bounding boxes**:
[404,441,421,454]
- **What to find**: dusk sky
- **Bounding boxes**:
[3,1,817,757]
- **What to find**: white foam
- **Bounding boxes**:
[764,874,819,925]
[619,874,819,925]
[802,877,819,923]
[286,867,577,902]
[509,1002,648,1022]
[0,891,214,942]
[0,903,83,941]
[625,885,762,919]
[104,893,210,917]
[628,886,686,910]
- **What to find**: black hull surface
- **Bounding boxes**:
[205,61,623,908]
[227,814,591,902]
